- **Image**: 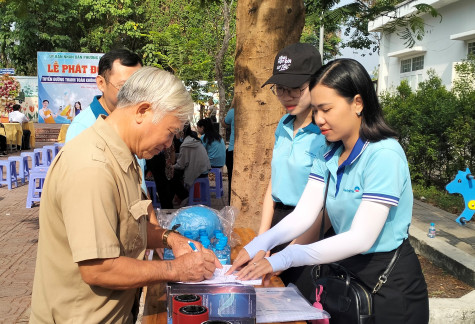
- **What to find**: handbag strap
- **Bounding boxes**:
[317,171,403,295]
[318,172,331,241]
[372,242,403,294]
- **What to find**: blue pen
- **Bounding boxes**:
[188,240,199,252]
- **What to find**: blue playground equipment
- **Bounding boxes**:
[446,168,475,225]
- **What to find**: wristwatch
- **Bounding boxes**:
[162,224,181,249]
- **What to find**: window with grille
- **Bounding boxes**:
[400,59,411,73]
[469,42,475,55]
[400,56,424,73]
[412,56,424,71]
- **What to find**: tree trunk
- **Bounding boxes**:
[232,0,305,231]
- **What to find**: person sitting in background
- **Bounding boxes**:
[0,125,7,155]
[9,104,31,150]
[171,124,211,205]
[145,144,176,209]
[196,118,226,168]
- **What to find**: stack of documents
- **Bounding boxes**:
[256,286,330,323]
[181,265,263,285]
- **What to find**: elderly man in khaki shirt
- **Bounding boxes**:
[30,67,220,324]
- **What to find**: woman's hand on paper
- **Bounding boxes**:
[225,248,251,275]
[226,249,272,280]
[234,253,273,281]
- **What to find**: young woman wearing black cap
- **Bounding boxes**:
[257,43,326,298]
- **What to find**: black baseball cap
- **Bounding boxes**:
[262,43,322,88]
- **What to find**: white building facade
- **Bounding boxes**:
[369,0,475,93]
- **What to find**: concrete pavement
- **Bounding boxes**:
[0,145,474,323]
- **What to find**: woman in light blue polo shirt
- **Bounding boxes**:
[196,118,226,168]
[258,43,326,296]
[230,59,429,324]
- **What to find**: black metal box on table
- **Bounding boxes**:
[167,282,256,324]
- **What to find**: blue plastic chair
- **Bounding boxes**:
[188,177,211,207]
[34,147,52,166]
[209,168,224,198]
[26,166,49,208]
[8,155,30,184]
[53,142,64,155]
[21,151,41,169]
[0,159,19,190]
[43,145,57,160]
[145,180,161,208]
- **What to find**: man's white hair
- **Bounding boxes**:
[116,66,193,123]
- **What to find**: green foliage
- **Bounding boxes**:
[142,0,236,103]
[381,59,475,191]
[303,0,344,59]
[78,0,147,53]
[1,0,83,75]
[0,0,235,103]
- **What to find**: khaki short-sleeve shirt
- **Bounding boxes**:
[30,116,149,324]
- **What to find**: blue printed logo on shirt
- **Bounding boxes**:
[343,186,361,193]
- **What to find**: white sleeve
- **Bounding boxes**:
[244,179,324,258]
[266,200,390,272]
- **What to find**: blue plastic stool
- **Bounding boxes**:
[145,180,161,208]
[26,166,49,208]
[33,149,45,165]
[42,146,56,164]
[21,151,41,169]
[34,148,52,166]
[8,155,30,184]
[0,159,19,190]
[188,177,211,206]
[43,145,57,160]
[209,168,224,198]
[53,142,64,155]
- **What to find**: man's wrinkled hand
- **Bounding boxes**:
[173,250,218,282]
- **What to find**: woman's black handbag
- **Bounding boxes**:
[311,263,374,324]
[309,172,402,324]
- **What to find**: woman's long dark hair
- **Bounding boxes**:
[309,59,397,142]
[183,123,201,141]
[197,118,222,145]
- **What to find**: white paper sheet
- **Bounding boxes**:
[256,286,330,323]
[181,265,263,285]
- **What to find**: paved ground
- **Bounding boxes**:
[0,143,474,323]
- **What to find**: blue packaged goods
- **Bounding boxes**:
[170,206,223,240]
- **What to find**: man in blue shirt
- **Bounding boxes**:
[66,49,142,142]
[65,49,147,192]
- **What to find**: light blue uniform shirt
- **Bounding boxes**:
[201,136,226,167]
[224,108,234,151]
[65,95,147,193]
[309,138,413,253]
[271,114,325,206]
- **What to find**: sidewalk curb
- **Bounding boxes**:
[409,226,475,287]
[429,291,475,323]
